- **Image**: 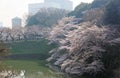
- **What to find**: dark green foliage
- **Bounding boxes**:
[68,0,110,18]
[103,0,120,25]
[68,3,90,18]
[26,8,68,27]
[90,0,109,8]
[26,15,40,26]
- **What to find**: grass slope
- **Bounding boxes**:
[3,60,48,73]
[9,39,56,55]
[2,39,60,78]
[3,60,61,78]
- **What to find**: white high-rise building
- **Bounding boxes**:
[0,22,3,28]
[12,17,22,28]
[44,0,73,10]
[29,2,60,15]
[28,0,73,15]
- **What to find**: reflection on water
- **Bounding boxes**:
[0,70,25,78]
[0,60,63,78]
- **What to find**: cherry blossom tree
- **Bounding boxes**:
[47,17,120,78]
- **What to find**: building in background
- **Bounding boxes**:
[0,22,3,28]
[29,0,73,15]
[44,0,73,10]
[29,3,60,15]
[12,17,22,28]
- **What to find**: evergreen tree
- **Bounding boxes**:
[91,0,109,8]
[68,3,90,18]
[26,8,68,27]
[103,0,120,25]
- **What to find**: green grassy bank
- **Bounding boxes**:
[1,39,60,78]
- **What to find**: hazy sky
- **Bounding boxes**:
[0,0,93,27]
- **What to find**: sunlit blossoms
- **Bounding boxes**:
[0,26,50,42]
[47,17,120,77]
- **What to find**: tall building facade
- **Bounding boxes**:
[44,0,73,10]
[0,22,3,28]
[29,0,73,15]
[12,17,22,28]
